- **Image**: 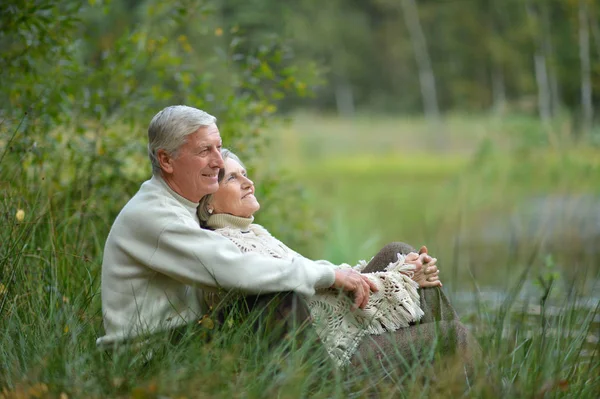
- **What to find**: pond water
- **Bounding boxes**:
[467,194,600,253]
[442,194,600,357]
[446,194,600,288]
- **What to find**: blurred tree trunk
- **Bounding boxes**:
[399,0,441,129]
[527,1,552,125]
[542,2,561,117]
[491,67,506,115]
[590,5,600,59]
[533,53,552,123]
[334,76,355,117]
[579,0,593,134]
[331,43,355,117]
[489,2,506,115]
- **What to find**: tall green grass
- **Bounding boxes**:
[1,114,599,397]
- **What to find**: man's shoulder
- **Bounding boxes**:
[113,178,192,232]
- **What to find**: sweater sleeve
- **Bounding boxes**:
[252,224,358,271]
[313,259,362,270]
[148,216,335,296]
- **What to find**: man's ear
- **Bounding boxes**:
[157,149,174,174]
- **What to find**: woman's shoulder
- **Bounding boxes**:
[213,224,269,239]
[212,225,244,238]
[249,223,272,236]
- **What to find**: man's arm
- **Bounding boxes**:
[332,269,378,309]
[146,217,335,297]
[140,217,375,307]
[250,223,377,308]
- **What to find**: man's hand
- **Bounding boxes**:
[332,269,379,310]
[405,246,442,288]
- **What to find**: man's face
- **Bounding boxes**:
[161,124,224,202]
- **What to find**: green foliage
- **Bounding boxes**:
[252,166,327,257]
[4,0,600,124]
[208,0,600,138]
[0,0,323,250]
[0,0,318,141]
[0,0,82,124]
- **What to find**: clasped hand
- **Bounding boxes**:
[404,246,442,288]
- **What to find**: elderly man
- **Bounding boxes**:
[97,105,386,348]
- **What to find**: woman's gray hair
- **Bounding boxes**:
[198,148,245,228]
[148,105,217,175]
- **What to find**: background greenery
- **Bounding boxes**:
[1,0,599,397]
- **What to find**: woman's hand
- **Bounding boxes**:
[404,246,442,288]
[332,269,379,310]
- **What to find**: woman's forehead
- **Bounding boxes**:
[225,158,244,172]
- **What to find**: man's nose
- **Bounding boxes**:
[210,148,224,168]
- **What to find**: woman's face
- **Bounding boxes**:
[210,158,260,218]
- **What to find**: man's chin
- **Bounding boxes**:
[205,182,220,194]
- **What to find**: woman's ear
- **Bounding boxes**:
[157,149,174,174]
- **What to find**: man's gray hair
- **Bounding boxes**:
[148,105,217,175]
[198,148,245,227]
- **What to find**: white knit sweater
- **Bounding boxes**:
[206,214,424,367]
[97,176,335,348]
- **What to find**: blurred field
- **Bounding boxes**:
[264,113,600,295]
[267,111,570,160]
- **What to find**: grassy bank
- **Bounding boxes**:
[1,114,599,397]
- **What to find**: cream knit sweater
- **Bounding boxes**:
[97,176,335,348]
[206,214,424,367]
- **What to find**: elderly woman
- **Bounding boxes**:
[198,149,477,368]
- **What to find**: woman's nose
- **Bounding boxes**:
[242,176,254,187]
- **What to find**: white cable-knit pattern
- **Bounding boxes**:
[212,223,423,367]
[307,255,423,366]
[215,224,301,259]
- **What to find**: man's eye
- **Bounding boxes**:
[227,174,235,181]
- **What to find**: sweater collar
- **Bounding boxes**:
[206,213,254,231]
[151,175,199,213]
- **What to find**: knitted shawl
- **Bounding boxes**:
[206,214,424,367]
